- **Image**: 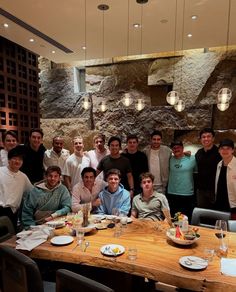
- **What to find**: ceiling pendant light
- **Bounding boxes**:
[100,100,107,112]
[217,102,229,111]
[166,91,179,105]
[122,92,133,107]
[83,95,91,110]
[217,88,232,103]
[135,99,145,111]
[174,100,185,112]
[166,0,179,105]
[217,0,232,109]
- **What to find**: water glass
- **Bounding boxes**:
[113,224,122,237]
[203,248,215,262]
[128,246,137,261]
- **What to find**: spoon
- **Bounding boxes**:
[83,241,90,252]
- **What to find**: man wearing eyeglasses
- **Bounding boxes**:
[167,141,197,221]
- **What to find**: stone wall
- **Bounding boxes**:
[39,49,236,151]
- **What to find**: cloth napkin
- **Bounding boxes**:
[16,225,53,251]
[221,258,236,277]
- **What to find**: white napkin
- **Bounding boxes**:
[221,258,236,277]
[16,225,53,251]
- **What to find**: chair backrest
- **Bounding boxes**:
[228,220,236,232]
[191,208,231,229]
[56,269,114,292]
[0,246,44,292]
[0,216,15,242]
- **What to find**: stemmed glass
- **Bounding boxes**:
[214,220,228,257]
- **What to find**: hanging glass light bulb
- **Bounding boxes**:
[217,102,229,111]
[166,91,179,105]
[122,93,133,107]
[174,99,185,112]
[135,99,145,111]
[100,100,107,112]
[217,88,232,104]
[83,95,91,110]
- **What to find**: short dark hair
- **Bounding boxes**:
[151,130,162,139]
[45,165,61,176]
[140,172,155,183]
[30,128,44,138]
[126,134,138,143]
[105,168,121,180]
[199,128,215,138]
[81,167,96,178]
[108,136,121,147]
[93,133,106,143]
[8,145,25,160]
[170,141,183,148]
[3,130,18,142]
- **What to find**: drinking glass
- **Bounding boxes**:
[128,246,137,261]
[112,208,120,224]
[215,220,228,258]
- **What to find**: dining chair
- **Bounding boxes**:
[0,216,15,243]
[0,245,54,292]
[56,269,114,292]
[228,220,236,232]
[191,208,231,229]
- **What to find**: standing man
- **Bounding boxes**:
[215,139,236,219]
[131,172,170,221]
[97,136,134,196]
[167,141,197,220]
[86,133,109,180]
[72,167,105,213]
[0,145,32,230]
[63,136,90,192]
[21,128,46,184]
[195,128,221,209]
[96,169,131,215]
[122,134,148,196]
[144,130,172,194]
[43,136,70,170]
[0,130,18,167]
[22,165,71,229]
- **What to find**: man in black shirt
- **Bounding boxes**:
[195,128,221,209]
[122,134,148,196]
[21,128,46,184]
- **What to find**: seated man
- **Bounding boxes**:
[22,166,71,229]
[131,172,170,221]
[72,167,105,213]
[0,145,33,231]
[96,169,130,215]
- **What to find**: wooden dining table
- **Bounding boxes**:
[1,219,236,291]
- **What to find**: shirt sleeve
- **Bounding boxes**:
[71,184,81,213]
[53,188,71,217]
[21,192,37,230]
[120,191,131,215]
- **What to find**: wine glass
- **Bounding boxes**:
[215,220,228,257]
[215,220,227,239]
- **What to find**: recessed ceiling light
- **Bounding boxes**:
[133,23,141,28]
[191,15,198,20]
[29,38,34,42]
[187,33,192,38]
[160,19,168,24]
[82,46,86,50]
[3,23,9,28]
[52,50,56,54]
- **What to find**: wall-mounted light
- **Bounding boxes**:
[217,102,229,111]
[83,95,91,110]
[217,87,232,103]
[122,93,133,107]
[100,101,107,112]
[166,91,179,105]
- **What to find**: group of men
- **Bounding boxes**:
[0,127,236,232]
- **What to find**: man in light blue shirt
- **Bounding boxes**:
[167,141,197,221]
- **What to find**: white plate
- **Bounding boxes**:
[79,223,96,233]
[127,217,133,223]
[46,220,65,229]
[166,230,200,245]
[50,235,74,246]
[95,223,107,230]
[106,215,117,220]
[91,214,105,221]
[100,244,125,256]
[179,256,208,270]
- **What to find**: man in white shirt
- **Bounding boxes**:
[72,167,105,213]
[63,136,90,192]
[144,130,172,194]
[86,134,109,180]
[43,136,70,170]
[0,145,33,230]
